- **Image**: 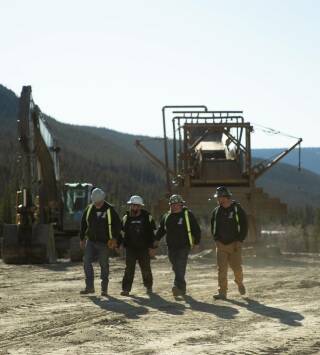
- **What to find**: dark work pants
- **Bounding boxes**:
[83,240,110,291]
[122,248,153,292]
[168,247,190,293]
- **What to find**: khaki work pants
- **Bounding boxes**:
[216,241,243,295]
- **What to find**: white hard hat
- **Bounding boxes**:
[91,188,106,203]
[127,195,144,206]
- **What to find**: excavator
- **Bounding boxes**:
[1,86,92,264]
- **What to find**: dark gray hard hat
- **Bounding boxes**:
[214,186,232,198]
[169,194,185,205]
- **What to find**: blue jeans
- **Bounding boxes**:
[83,240,110,291]
[168,248,190,293]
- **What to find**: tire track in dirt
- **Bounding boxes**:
[1,256,319,354]
[0,310,123,350]
[231,335,320,355]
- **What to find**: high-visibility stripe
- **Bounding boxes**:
[184,210,194,247]
[213,207,219,235]
[164,210,193,247]
[234,205,240,233]
[164,211,170,231]
[149,215,153,223]
[86,204,94,225]
[107,208,113,239]
[213,205,240,235]
[86,204,113,239]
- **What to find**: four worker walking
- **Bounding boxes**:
[80,186,248,300]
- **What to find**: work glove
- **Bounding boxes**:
[107,239,118,250]
[234,241,242,252]
[80,240,86,250]
[153,240,160,248]
[148,248,156,258]
[192,244,200,253]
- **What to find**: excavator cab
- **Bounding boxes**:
[61,183,93,262]
[63,183,93,232]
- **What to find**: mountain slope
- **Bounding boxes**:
[0,84,320,211]
[253,148,320,175]
[256,162,320,208]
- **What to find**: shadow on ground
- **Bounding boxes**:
[183,294,239,320]
[131,293,239,320]
[88,295,149,319]
[226,297,304,326]
[131,293,186,316]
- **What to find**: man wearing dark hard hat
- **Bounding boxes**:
[211,186,248,300]
[155,194,201,297]
[120,195,156,296]
[79,188,121,296]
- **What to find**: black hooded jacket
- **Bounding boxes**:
[155,207,201,250]
[121,209,156,250]
[80,201,121,243]
[211,201,248,244]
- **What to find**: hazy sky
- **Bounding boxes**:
[1,0,319,148]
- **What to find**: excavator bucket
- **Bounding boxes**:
[31,224,57,264]
[1,224,56,264]
[2,225,28,264]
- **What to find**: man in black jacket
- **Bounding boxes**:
[120,195,156,296]
[211,186,248,300]
[155,194,201,297]
[80,188,121,296]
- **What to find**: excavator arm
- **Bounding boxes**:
[2,86,59,264]
[17,86,61,224]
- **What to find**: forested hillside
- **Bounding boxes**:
[0,85,166,219]
[46,117,165,208]
[1,84,320,226]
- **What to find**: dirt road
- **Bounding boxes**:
[0,252,320,355]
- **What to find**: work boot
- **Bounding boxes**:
[146,287,153,295]
[101,289,108,297]
[80,288,95,295]
[172,286,184,297]
[238,284,246,295]
[120,290,130,296]
[213,293,227,300]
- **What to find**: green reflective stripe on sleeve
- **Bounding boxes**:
[184,210,194,247]
[164,211,170,231]
[85,204,94,239]
[213,207,219,235]
[148,215,153,223]
[234,205,240,233]
[86,204,94,225]
[122,214,128,226]
[107,208,113,239]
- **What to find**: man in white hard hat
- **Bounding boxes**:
[79,188,121,296]
[155,194,201,297]
[120,195,156,296]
